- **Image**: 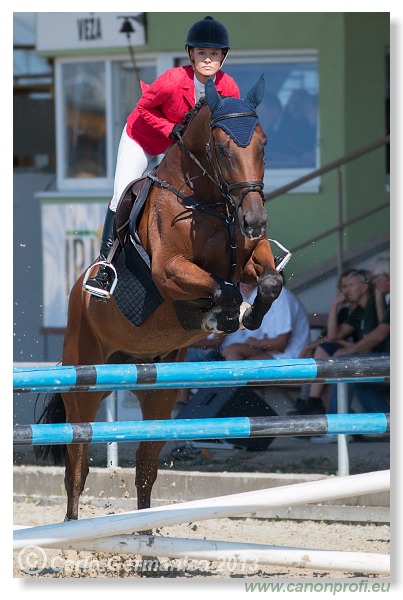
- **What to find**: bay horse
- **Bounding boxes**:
[35,76,283,521]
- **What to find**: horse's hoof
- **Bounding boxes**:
[217,311,241,334]
[201,306,221,332]
[241,306,262,331]
[238,302,251,329]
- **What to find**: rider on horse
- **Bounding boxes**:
[84,16,240,299]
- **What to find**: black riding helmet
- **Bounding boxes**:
[185,16,230,50]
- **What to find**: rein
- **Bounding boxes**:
[148,110,265,282]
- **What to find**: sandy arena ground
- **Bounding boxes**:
[13,498,389,580]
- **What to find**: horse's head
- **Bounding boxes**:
[205,76,268,240]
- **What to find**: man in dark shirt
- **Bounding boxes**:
[333,269,379,345]
[329,255,390,417]
[288,269,379,417]
[334,259,390,357]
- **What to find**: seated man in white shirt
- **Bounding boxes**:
[220,281,310,361]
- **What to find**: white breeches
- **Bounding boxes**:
[109,127,156,212]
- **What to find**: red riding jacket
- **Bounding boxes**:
[126,64,240,156]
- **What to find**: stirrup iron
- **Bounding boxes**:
[82,261,118,300]
[268,238,292,272]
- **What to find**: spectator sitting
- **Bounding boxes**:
[328,254,390,414]
[289,268,377,416]
[219,279,311,361]
[332,256,390,358]
[299,268,359,359]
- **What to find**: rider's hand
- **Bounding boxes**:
[169,124,183,140]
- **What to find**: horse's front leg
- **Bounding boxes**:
[242,271,283,330]
[154,258,244,333]
[209,278,244,333]
[241,240,284,331]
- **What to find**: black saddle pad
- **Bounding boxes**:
[114,242,164,327]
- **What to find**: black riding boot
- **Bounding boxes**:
[83,208,117,299]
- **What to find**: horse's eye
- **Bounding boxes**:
[215,145,227,157]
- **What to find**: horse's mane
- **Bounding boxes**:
[176,97,207,137]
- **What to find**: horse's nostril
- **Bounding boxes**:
[242,212,267,239]
[243,222,266,240]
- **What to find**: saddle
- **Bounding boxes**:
[110,174,164,326]
[115,175,153,260]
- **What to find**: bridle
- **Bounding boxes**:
[147,109,266,282]
[207,112,265,208]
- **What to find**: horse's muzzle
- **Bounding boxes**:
[241,210,268,240]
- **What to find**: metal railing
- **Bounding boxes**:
[265,136,390,277]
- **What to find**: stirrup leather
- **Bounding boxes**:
[82,261,118,299]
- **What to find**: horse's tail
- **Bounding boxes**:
[34,393,67,465]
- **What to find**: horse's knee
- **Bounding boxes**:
[259,271,283,304]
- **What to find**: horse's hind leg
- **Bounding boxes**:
[135,388,179,510]
[63,391,105,521]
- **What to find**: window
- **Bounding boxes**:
[111,61,156,163]
[14,13,53,87]
[60,61,107,181]
[56,58,156,190]
[14,12,55,169]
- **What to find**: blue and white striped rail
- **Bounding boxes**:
[13,413,390,446]
[13,356,390,393]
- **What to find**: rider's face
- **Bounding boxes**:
[190,47,225,83]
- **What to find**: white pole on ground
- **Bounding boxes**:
[13,531,390,576]
[13,469,390,551]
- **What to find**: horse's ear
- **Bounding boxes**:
[205,77,224,114]
[244,74,265,109]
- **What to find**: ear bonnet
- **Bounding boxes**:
[205,75,265,147]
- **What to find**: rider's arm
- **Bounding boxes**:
[136,70,183,139]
